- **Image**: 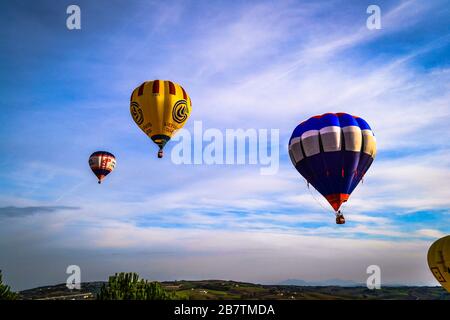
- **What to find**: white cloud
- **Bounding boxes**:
[416,229,446,239]
[349,151,450,213]
[0,215,439,289]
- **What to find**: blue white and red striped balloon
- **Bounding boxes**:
[288,113,376,220]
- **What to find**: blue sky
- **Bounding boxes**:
[0,0,449,290]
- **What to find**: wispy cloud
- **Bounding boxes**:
[416,229,447,239]
[0,206,79,218]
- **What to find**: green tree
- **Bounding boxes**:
[0,271,18,300]
[97,272,181,300]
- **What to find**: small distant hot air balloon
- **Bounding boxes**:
[130,80,192,158]
[288,113,376,224]
[428,235,450,293]
[88,151,116,184]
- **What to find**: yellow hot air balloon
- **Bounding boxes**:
[427,235,450,292]
[130,80,192,158]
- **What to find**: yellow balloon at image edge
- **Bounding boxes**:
[130,80,192,158]
[427,235,450,293]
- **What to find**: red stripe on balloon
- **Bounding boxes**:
[152,80,160,94]
[168,81,176,95]
[138,82,146,96]
[181,86,187,100]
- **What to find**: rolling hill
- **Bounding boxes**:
[18,280,450,300]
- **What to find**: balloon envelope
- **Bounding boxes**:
[88,151,116,184]
[130,80,192,157]
[428,235,450,292]
[288,113,376,212]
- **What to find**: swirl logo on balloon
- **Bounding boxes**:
[172,100,189,124]
[130,101,144,125]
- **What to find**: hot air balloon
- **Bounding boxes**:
[88,151,116,184]
[130,80,192,158]
[428,235,450,293]
[288,113,376,224]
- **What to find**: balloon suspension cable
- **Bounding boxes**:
[338,199,348,215]
[306,180,332,214]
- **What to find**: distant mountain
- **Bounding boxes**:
[277,278,363,287]
[276,279,310,286]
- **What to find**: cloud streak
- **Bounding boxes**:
[0,206,80,218]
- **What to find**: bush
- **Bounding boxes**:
[97,272,179,300]
[0,271,18,300]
